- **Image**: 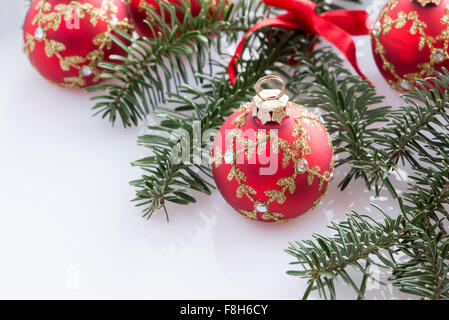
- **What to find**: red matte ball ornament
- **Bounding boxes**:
[371,0,449,91]
[23,0,133,88]
[127,0,229,38]
[211,76,334,223]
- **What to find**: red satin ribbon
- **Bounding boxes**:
[228,0,370,85]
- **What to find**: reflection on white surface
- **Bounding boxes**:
[0,0,411,299]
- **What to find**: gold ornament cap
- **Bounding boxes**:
[253,75,289,125]
[413,0,441,7]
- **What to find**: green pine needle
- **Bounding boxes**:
[86,0,267,127]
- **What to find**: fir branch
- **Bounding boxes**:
[369,166,449,300]
[286,65,449,299]
[288,50,391,190]
[390,216,449,300]
[286,204,449,300]
[363,73,449,195]
[291,50,449,202]
[404,157,449,228]
[286,209,402,300]
[87,0,362,127]
[87,0,267,127]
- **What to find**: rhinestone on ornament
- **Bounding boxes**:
[400,80,411,91]
[297,159,309,173]
[34,27,44,40]
[108,14,119,26]
[255,203,268,213]
[371,22,381,37]
[81,66,93,77]
[223,150,234,164]
[318,115,324,124]
[432,49,445,63]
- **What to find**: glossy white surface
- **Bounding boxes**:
[0,0,411,299]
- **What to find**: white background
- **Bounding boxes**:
[0,0,413,299]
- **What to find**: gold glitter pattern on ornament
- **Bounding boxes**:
[239,209,258,220]
[372,0,449,90]
[213,102,334,222]
[138,0,157,25]
[23,0,133,88]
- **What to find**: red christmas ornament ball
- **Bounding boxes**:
[371,0,449,91]
[23,0,133,88]
[127,0,228,38]
[211,76,334,223]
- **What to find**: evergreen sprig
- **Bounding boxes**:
[286,52,449,299]
[391,211,449,300]
[285,208,403,300]
[361,75,449,198]
[286,203,449,300]
[86,0,362,127]
[288,50,391,191]
[291,52,449,209]
[86,0,267,127]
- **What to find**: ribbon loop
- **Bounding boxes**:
[228,0,370,85]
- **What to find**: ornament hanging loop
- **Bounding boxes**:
[253,75,289,125]
[255,75,286,101]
